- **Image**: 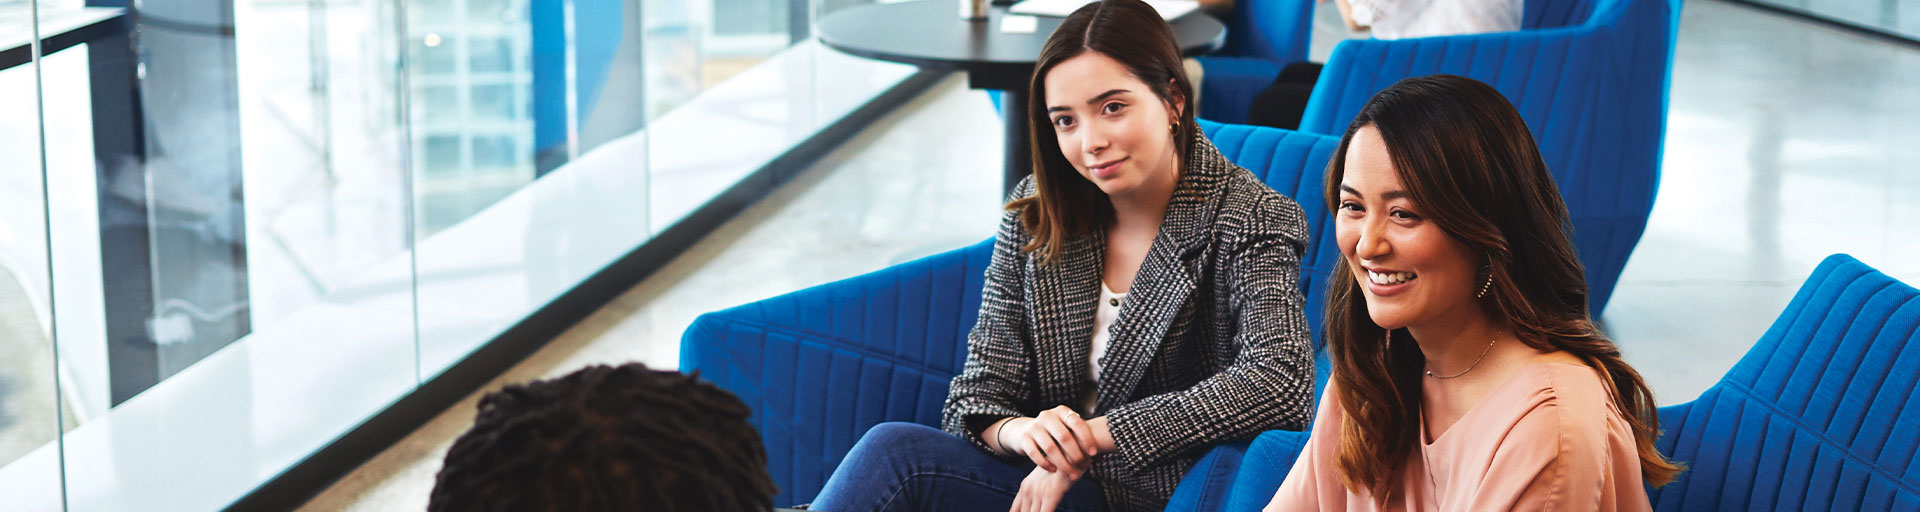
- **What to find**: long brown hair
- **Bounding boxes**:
[1007,0,1196,265]
[1321,75,1682,505]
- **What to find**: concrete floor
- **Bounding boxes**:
[297,1,1920,509]
[1601,0,1920,405]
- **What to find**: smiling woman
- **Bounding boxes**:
[803,1,1318,511]
[1265,75,1682,511]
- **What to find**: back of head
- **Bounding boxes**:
[429,363,776,511]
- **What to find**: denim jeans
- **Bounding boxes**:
[807,422,1110,512]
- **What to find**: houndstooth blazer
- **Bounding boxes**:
[940,131,1317,511]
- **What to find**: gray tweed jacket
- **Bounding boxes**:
[940,132,1317,511]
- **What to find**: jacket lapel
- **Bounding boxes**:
[1027,228,1102,408]
[1093,134,1234,412]
[1093,238,1198,413]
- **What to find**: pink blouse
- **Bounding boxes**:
[1266,362,1652,511]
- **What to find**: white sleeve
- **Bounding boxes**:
[1348,0,1380,26]
[1348,0,1432,29]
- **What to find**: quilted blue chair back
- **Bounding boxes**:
[682,240,993,506]
[1524,0,1600,29]
[1650,254,1920,510]
[1199,120,1342,395]
[1297,0,1682,314]
[1216,0,1598,61]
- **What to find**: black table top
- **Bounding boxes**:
[816,0,1225,69]
[1,8,124,70]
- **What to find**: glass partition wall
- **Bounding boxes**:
[0,0,916,505]
[1740,0,1920,40]
[0,0,65,506]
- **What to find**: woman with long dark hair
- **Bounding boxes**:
[1264,75,1682,510]
[806,0,1317,510]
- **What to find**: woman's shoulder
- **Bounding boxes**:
[1449,360,1645,511]
[1170,133,1305,247]
[1495,360,1630,454]
[994,176,1039,240]
[1211,169,1311,245]
[1532,360,1618,414]
[1497,360,1616,415]
[1009,174,1038,203]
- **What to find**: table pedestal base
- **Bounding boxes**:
[1000,88,1030,199]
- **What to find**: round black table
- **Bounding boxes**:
[817,0,1226,196]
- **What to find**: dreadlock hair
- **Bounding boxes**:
[428,363,777,512]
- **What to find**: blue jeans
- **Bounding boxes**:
[808,422,1110,512]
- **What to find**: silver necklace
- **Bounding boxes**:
[1425,334,1498,379]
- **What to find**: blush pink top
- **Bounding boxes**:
[1266,362,1653,511]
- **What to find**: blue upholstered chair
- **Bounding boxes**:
[1174,254,1920,510]
[1189,0,1601,125]
[679,121,1340,508]
[1192,0,1316,124]
[1648,254,1920,509]
[1295,0,1681,314]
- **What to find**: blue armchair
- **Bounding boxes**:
[1648,254,1920,509]
[1189,0,1600,125]
[1185,254,1920,510]
[1193,0,1316,124]
[1296,0,1681,314]
[679,121,1340,508]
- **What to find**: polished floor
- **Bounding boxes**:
[298,1,1920,509]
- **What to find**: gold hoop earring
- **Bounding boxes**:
[1169,122,1178,134]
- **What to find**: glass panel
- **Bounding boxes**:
[644,0,816,232]
[411,0,555,375]
[1901,0,1920,38]
[0,0,930,503]
[410,0,672,374]
[0,0,67,505]
[1751,0,1920,40]
[409,0,536,236]
[24,0,420,506]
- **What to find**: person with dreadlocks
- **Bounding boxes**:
[428,363,779,511]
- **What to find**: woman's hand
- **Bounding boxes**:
[1004,406,1101,472]
[1009,463,1084,512]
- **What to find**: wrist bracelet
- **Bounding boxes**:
[994,418,1016,454]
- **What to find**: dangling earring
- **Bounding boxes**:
[1475,264,1494,299]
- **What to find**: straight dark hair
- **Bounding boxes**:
[1321,75,1683,506]
[1008,0,1195,265]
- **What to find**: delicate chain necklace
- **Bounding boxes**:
[1425,334,1499,379]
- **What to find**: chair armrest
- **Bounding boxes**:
[682,315,962,505]
[1653,399,1692,454]
[1222,429,1311,511]
[679,238,994,505]
[1167,438,1256,511]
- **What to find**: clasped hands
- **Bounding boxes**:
[990,405,1111,512]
